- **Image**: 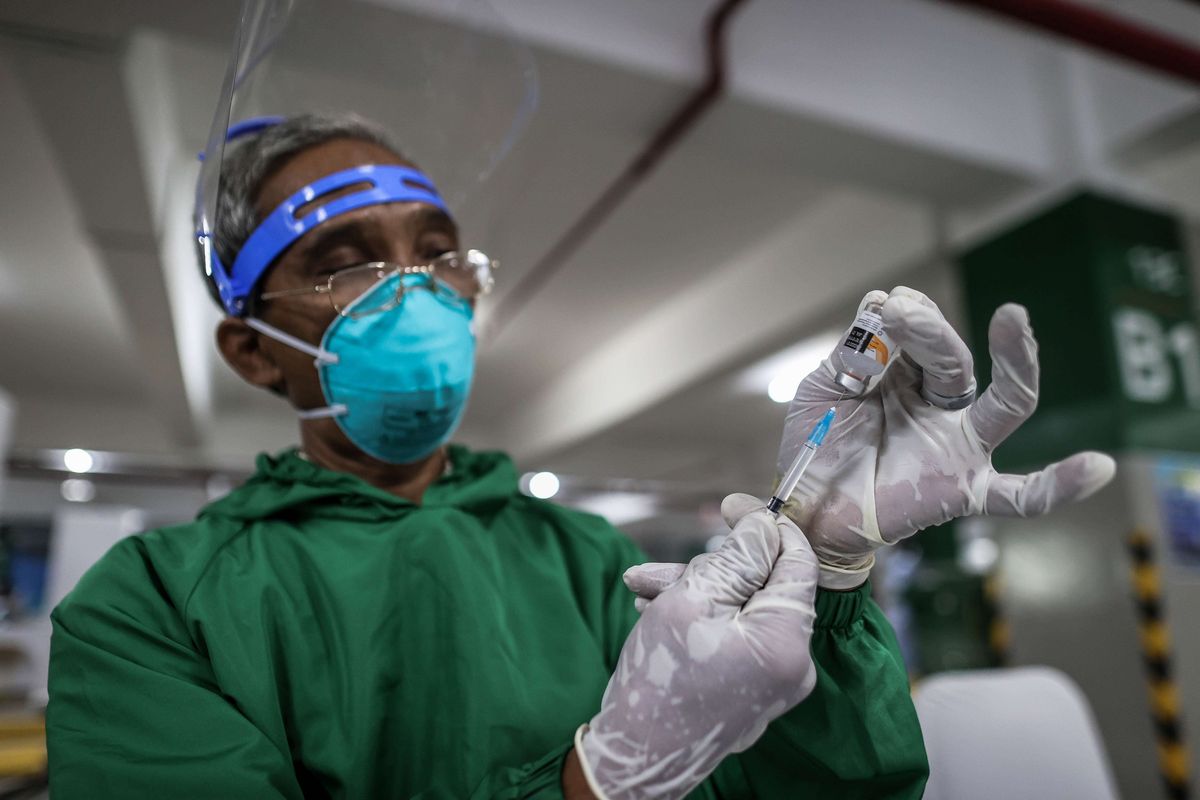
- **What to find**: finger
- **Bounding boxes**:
[881,291,975,401]
[889,285,941,313]
[741,518,819,627]
[791,290,889,403]
[623,562,686,599]
[686,503,782,602]
[858,288,890,316]
[967,303,1039,450]
[985,451,1117,517]
[887,285,938,373]
[634,597,649,613]
[721,492,770,529]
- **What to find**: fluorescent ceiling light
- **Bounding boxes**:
[572,492,658,527]
[737,331,841,403]
[61,478,96,503]
[63,448,94,474]
[526,471,560,499]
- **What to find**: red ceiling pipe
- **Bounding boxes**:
[939,0,1200,86]
[490,0,1200,337]
[487,0,749,339]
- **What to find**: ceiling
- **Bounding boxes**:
[1,0,1199,518]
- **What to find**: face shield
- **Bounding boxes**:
[193,0,538,316]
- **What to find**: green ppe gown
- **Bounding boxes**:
[48,446,928,798]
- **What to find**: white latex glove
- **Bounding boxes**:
[623,288,1117,598]
[776,286,1116,588]
[576,493,818,800]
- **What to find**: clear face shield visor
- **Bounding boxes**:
[193,0,538,316]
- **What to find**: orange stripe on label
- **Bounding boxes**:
[866,337,889,366]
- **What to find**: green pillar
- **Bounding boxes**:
[958,191,1200,470]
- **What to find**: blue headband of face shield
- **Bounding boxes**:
[202,146,451,316]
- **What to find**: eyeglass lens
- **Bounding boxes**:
[329,253,492,316]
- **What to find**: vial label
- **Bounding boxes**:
[844,326,872,353]
[838,311,890,369]
[851,311,884,336]
[843,312,885,352]
[864,333,890,366]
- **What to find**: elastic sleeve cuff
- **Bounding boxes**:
[814,580,872,630]
[573,725,612,800]
[512,740,576,799]
[817,553,874,591]
[818,566,870,591]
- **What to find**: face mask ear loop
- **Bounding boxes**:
[297,404,349,420]
[245,317,339,366]
[245,318,345,421]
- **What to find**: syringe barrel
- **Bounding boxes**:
[770,406,836,517]
[774,442,818,510]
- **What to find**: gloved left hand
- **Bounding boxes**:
[625,286,1116,597]
[579,493,819,800]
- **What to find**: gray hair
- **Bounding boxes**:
[206,112,403,309]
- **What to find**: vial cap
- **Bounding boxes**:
[835,371,867,395]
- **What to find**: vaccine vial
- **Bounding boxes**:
[833,300,892,395]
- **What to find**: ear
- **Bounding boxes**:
[216,317,286,394]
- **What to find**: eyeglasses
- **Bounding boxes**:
[258,250,497,319]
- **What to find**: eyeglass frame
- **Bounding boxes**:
[257,250,498,319]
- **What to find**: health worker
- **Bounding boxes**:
[44,2,1116,798]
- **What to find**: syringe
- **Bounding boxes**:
[766,406,837,517]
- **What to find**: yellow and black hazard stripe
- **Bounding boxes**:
[1129,530,1191,800]
[982,573,1008,667]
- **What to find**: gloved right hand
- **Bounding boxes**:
[773,289,1115,588]
[575,494,819,800]
[621,292,1117,602]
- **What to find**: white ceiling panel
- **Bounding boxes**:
[0,47,146,405]
[0,0,1198,481]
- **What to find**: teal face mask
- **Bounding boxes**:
[248,274,476,464]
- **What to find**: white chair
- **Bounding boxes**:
[914,666,1120,800]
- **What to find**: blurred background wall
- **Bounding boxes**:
[1,0,1199,796]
